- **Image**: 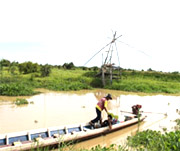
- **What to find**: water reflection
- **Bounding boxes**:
[0,90,179,136]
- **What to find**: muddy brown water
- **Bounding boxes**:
[0,89,180,148]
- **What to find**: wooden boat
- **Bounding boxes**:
[0,115,146,151]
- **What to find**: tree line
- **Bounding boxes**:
[0,59,52,77]
[0,59,179,77]
[0,59,100,77]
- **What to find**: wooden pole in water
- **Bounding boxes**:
[110,66,112,85]
[102,66,105,87]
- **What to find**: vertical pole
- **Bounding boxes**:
[110,67,112,85]
[102,66,105,87]
[28,132,31,141]
[6,135,9,145]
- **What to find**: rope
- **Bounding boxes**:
[84,34,122,66]
[115,41,120,67]
[117,40,151,58]
[84,42,111,66]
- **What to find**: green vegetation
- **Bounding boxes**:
[105,69,180,94]
[0,82,36,96]
[0,59,180,96]
[127,130,180,151]
[15,98,29,105]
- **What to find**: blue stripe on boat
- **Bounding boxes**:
[68,127,81,133]
[31,132,48,140]
[0,138,6,145]
[50,129,66,136]
[9,135,28,144]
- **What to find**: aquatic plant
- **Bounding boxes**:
[127,130,180,151]
[15,98,29,105]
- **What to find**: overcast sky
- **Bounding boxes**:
[0,0,179,72]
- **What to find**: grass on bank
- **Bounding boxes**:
[0,67,180,96]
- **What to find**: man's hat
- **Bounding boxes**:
[106,94,112,100]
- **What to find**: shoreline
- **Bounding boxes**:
[0,88,179,102]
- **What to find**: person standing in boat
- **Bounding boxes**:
[89,93,112,126]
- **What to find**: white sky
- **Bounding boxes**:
[0,0,179,72]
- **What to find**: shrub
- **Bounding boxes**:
[15,98,29,105]
[0,83,35,96]
[40,64,51,77]
[18,61,39,74]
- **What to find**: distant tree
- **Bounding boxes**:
[8,61,17,75]
[31,63,39,72]
[0,60,3,77]
[0,59,10,67]
[68,62,75,69]
[172,71,179,74]
[147,68,153,72]
[62,62,75,69]
[18,62,39,74]
[82,67,88,70]
[40,64,51,77]
[57,65,62,69]
[62,63,68,69]
[92,66,99,71]
[18,63,25,74]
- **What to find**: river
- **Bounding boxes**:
[0,89,180,149]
